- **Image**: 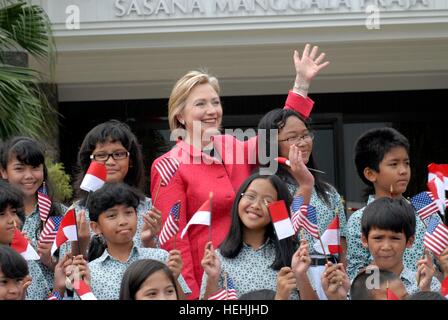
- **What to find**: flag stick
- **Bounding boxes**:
[73,196,87,257]
[317,232,329,264]
[300,228,306,242]
[314,207,329,263]
[224,272,228,300]
[336,207,341,259]
[386,280,389,300]
[173,232,177,251]
[209,192,213,243]
[152,179,162,208]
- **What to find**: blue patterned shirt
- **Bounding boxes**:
[200,239,300,300]
[346,195,441,280]
[88,244,191,300]
[25,260,51,300]
[22,203,69,295]
[286,182,347,253]
[400,267,440,295]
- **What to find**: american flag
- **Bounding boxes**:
[37,185,52,222]
[298,204,320,239]
[209,274,238,300]
[290,195,304,233]
[158,201,181,246]
[410,191,438,220]
[424,216,448,255]
[155,157,180,186]
[38,215,62,244]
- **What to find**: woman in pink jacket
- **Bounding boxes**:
[150,44,329,299]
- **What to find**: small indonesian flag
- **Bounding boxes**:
[74,280,97,300]
[386,287,399,300]
[11,229,40,260]
[51,208,78,255]
[441,276,448,299]
[313,215,341,255]
[268,200,295,240]
[428,163,448,190]
[80,161,107,192]
[180,200,211,239]
[275,157,291,167]
[427,175,446,215]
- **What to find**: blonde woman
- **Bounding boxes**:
[150,44,329,299]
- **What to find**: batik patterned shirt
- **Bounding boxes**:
[346,196,440,280]
[88,244,191,300]
[200,239,301,300]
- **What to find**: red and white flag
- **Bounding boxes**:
[155,157,180,186]
[386,287,399,300]
[428,163,448,190]
[80,161,107,192]
[268,200,295,240]
[74,280,97,300]
[51,208,78,255]
[11,229,40,260]
[313,215,341,255]
[180,199,210,239]
[427,175,446,215]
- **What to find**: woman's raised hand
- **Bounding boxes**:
[294,44,330,85]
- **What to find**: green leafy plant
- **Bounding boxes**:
[46,159,72,203]
[0,0,57,140]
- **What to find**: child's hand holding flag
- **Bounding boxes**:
[141,207,163,247]
[292,239,311,276]
[416,250,435,292]
[321,262,350,300]
[275,267,297,300]
[166,249,183,279]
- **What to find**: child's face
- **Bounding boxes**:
[238,179,277,232]
[0,205,19,245]
[91,141,129,183]
[0,158,44,199]
[91,204,137,245]
[371,279,408,300]
[365,146,410,197]
[134,270,177,300]
[277,116,312,165]
[362,227,413,273]
[0,270,24,300]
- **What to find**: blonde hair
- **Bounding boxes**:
[168,70,220,132]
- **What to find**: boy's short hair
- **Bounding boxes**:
[350,267,400,300]
[239,289,276,300]
[0,179,25,224]
[361,197,416,241]
[354,127,410,186]
[87,183,144,222]
[0,244,29,280]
